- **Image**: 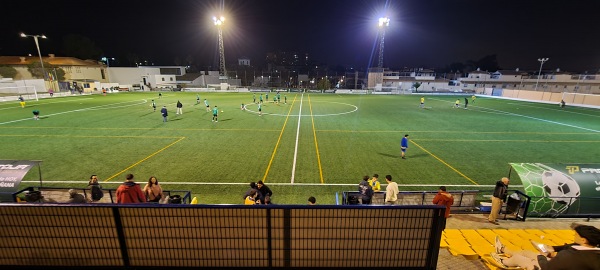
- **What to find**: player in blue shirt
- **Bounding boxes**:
[401,134,409,159]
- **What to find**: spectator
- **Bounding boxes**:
[358,175,373,204]
[488,177,509,225]
[384,175,398,205]
[88,174,104,202]
[115,174,146,203]
[160,106,168,122]
[492,223,600,270]
[243,182,258,199]
[433,186,454,218]
[368,174,381,192]
[308,196,316,205]
[68,189,87,203]
[143,176,165,202]
[244,189,260,205]
[256,180,272,204]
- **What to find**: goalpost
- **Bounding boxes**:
[0,86,39,102]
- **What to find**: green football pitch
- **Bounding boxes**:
[1,92,599,204]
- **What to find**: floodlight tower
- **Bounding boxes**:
[213,15,227,79]
[535,58,549,91]
[377,17,390,68]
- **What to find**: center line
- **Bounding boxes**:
[291,93,304,184]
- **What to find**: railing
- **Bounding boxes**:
[11,186,192,204]
[0,203,446,269]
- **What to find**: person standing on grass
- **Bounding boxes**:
[284,94,287,104]
[454,99,460,108]
[116,174,146,204]
[488,177,509,225]
[258,103,262,116]
[401,134,409,159]
[176,100,183,115]
[464,97,469,109]
[433,186,454,218]
[253,93,256,103]
[471,95,476,103]
[384,175,398,205]
[160,106,168,122]
[196,94,200,104]
[32,109,40,120]
[18,95,25,108]
[204,99,210,112]
[212,106,219,122]
[151,99,156,112]
[259,94,263,104]
[420,96,425,108]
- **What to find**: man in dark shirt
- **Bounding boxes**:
[488,177,509,225]
[256,180,272,204]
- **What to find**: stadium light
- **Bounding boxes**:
[535,58,549,91]
[20,33,48,81]
[377,17,390,68]
[101,57,115,68]
[213,15,227,78]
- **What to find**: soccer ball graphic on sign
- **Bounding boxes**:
[513,163,580,216]
[541,169,580,205]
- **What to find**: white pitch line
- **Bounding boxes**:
[290,93,304,184]
[431,98,600,133]
[21,180,522,188]
[506,102,600,118]
[0,99,147,125]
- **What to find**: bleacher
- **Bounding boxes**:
[0,203,446,269]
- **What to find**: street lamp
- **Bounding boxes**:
[535,58,549,91]
[20,33,47,80]
[101,57,115,67]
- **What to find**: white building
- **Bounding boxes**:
[106,66,185,90]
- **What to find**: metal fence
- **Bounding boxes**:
[0,203,446,269]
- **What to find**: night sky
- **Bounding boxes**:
[2,0,599,72]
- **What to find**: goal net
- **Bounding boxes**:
[0,86,39,102]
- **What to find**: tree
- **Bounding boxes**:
[53,68,66,81]
[27,61,51,79]
[413,82,422,92]
[317,78,331,90]
[0,66,17,79]
[61,34,103,60]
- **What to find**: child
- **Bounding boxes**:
[32,109,40,120]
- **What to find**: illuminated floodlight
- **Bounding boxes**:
[213,16,225,26]
[378,17,390,27]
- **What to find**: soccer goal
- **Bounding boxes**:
[561,92,600,108]
[0,86,39,102]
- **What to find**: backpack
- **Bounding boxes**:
[90,185,104,201]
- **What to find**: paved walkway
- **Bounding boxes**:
[436,213,600,269]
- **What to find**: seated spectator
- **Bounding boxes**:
[308,196,317,205]
[243,182,258,199]
[88,175,104,202]
[256,180,272,204]
[244,190,260,205]
[143,176,164,202]
[491,223,600,270]
[68,189,87,203]
[432,186,454,218]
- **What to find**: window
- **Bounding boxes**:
[170,77,173,81]
[101,69,105,80]
[162,78,165,81]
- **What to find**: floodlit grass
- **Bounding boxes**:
[1,92,599,205]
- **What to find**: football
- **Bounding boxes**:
[541,169,580,205]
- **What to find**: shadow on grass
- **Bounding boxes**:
[140,111,156,117]
[378,152,398,158]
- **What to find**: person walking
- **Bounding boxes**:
[160,106,168,122]
[488,177,509,225]
[420,96,425,108]
[464,97,469,109]
[176,100,183,114]
[433,186,454,218]
[384,175,398,205]
[115,174,146,204]
[401,134,409,159]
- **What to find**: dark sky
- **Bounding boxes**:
[2,0,599,72]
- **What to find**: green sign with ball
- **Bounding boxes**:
[510,163,600,216]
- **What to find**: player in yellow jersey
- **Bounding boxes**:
[420,96,425,108]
